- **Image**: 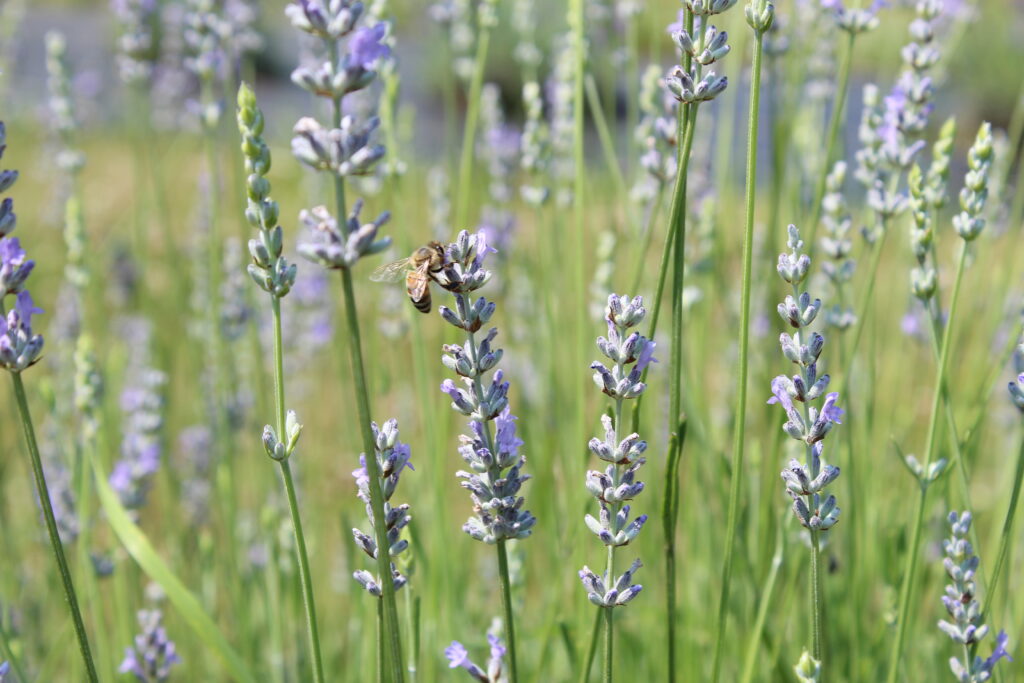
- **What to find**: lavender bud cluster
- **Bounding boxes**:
[352,419,413,597]
[184,0,228,128]
[439,230,536,544]
[939,511,1013,682]
[952,122,993,242]
[519,81,551,207]
[118,609,181,682]
[111,0,160,85]
[236,84,297,298]
[45,32,85,173]
[772,226,843,532]
[0,122,45,373]
[578,294,655,609]
[819,161,856,331]
[823,0,882,35]
[287,0,393,271]
[445,627,509,682]
[665,6,733,105]
[633,66,678,205]
[1008,344,1024,411]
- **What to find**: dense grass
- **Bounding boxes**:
[1,0,1024,682]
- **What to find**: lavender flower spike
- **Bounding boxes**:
[940,511,1013,681]
[351,419,414,597]
[439,230,535,544]
[119,609,181,682]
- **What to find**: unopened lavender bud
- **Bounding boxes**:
[911,267,937,300]
[263,425,286,461]
[745,0,774,33]
[794,650,821,682]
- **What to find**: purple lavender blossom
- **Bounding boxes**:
[119,609,180,682]
[0,237,34,294]
[773,226,842,532]
[940,511,1013,681]
[438,230,535,545]
[349,23,390,67]
[351,419,413,597]
[109,319,166,512]
[581,294,652,609]
[0,290,45,372]
[443,631,509,683]
[0,661,8,681]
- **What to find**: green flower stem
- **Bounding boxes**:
[579,608,602,683]
[661,415,687,678]
[454,20,492,229]
[711,25,765,683]
[807,31,856,249]
[739,518,785,683]
[377,598,386,682]
[329,87,406,683]
[339,266,406,683]
[270,295,326,683]
[810,530,822,662]
[885,242,969,683]
[496,540,520,683]
[9,371,98,682]
[602,394,625,683]
[976,433,1024,650]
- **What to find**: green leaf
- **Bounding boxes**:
[91,457,257,683]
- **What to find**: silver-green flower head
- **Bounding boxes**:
[285,0,364,40]
[794,650,821,683]
[297,199,391,270]
[671,24,731,65]
[777,225,811,284]
[953,122,993,242]
[686,0,738,16]
[664,64,728,104]
[291,115,385,177]
[744,0,774,33]
[826,0,883,34]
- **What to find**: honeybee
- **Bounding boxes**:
[370,242,448,313]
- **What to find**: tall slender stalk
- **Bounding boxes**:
[338,267,406,683]
[238,85,326,682]
[325,78,406,680]
[711,10,768,679]
[885,244,968,683]
[10,371,98,682]
[270,297,326,683]
[496,541,520,683]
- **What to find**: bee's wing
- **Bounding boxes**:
[407,264,431,301]
[369,258,410,283]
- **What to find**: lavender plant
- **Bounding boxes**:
[236,83,324,682]
[886,122,994,683]
[938,512,1013,682]
[581,293,653,682]
[118,609,181,682]
[660,3,735,675]
[437,229,534,683]
[284,2,404,678]
[772,225,844,671]
[0,121,98,681]
[712,2,773,679]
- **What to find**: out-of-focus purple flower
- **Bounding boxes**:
[0,290,45,372]
[119,609,180,682]
[0,660,9,681]
[349,23,390,68]
[667,9,685,34]
[109,319,166,512]
[987,631,1014,668]
[0,235,30,295]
